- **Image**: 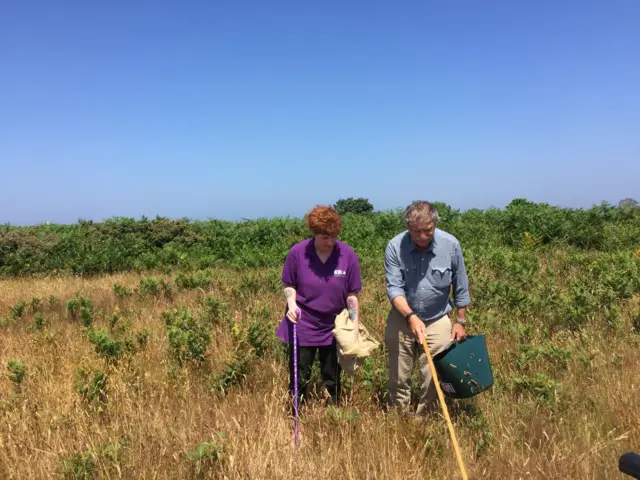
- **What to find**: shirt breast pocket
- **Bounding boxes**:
[429,264,452,289]
[401,261,419,287]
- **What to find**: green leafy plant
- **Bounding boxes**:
[327,405,359,425]
[7,359,26,386]
[33,312,47,330]
[208,309,274,396]
[359,354,389,407]
[59,438,130,478]
[60,450,96,479]
[87,328,124,363]
[138,276,173,299]
[113,282,132,298]
[199,296,230,326]
[86,327,137,365]
[136,328,151,347]
[80,304,94,327]
[175,270,213,290]
[210,355,252,396]
[163,307,211,366]
[66,298,80,319]
[10,301,26,320]
[516,342,572,371]
[76,366,108,406]
[66,296,92,323]
[187,433,231,477]
[29,297,41,313]
[138,276,161,296]
[510,373,562,406]
[99,436,130,464]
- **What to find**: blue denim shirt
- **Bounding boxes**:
[384,228,471,322]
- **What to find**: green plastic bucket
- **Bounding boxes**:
[432,334,494,399]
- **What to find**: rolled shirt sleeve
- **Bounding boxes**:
[451,242,471,307]
[384,240,406,302]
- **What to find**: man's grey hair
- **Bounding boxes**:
[403,201,440,228]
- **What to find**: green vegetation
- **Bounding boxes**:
[7,359,26,386]
[75,366,108,406]
[187,433,231,477]
[333,197,375,215]
[0,197,638,478]
[0,198,637,276]
[163,307,212,366]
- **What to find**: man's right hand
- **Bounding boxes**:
[408,314,426,342]
[286,304,300,323]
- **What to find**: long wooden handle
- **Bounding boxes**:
[420,337,469,480]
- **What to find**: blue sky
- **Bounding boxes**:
[1,1,639,225]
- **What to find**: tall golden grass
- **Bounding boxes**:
[1,267,638,479]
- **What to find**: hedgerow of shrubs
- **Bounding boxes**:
[0,199,638,276]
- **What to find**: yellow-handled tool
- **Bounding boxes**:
[420,336,469,480]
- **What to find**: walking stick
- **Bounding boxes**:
[420,336,468,480]
[293,308,301,450]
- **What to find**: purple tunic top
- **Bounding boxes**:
[276,238,362,347]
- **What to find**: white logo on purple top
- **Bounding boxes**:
[334,269,347,277]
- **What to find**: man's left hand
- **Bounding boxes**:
[451,323,467,342]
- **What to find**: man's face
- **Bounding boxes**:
[314,234,337,253]
[408,220,435,249]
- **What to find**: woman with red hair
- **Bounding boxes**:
[276,205,362,415]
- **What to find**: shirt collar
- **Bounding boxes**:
[408,230,437,253]
[307,237,340,257]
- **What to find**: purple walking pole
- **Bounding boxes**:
[293,308,301,449]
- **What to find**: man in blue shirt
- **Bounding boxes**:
[384,200,471,416]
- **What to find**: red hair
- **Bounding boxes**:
[305,206,342,236]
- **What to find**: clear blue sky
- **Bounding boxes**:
[2,1,639,225]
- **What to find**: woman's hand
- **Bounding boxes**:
[284,286,300,323]
[286,304,300,323]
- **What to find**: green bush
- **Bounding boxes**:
[10,301,26,320]
[0,200,637,277]
[86,327,137,365]
[199,296,230,326]
[113,282,132,298]
[7,359,26,386]
[175,270,213,290]
[33,312,47,330]
[76,367,108,405]
[163,307,211,366]
[187,432,231,475]
[510,373,562,406]
[334,197,374,215]
[60,450,96,479]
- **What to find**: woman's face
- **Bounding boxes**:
[314,233,337,253]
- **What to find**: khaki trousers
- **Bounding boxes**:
[384,309,452,415]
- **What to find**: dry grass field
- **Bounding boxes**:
[1,254,639,479]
